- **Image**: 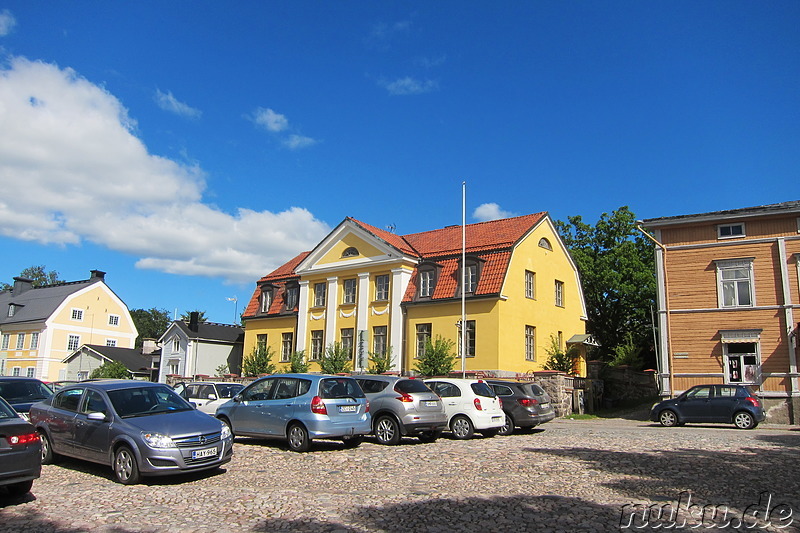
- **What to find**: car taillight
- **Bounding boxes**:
[518,398,539,408]
[311,396,327,415]
[9,432,40,446]
[395,392,414,403]
[365,400,370,413]
[474,398,482,411]
[498,398,503,408]
[745,397,761,408]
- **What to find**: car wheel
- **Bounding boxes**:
[497,414,515,436]
[39,430,59,465]
[342,436,363,448]
[374,415,401,445]
[450,415,474,440]
[218,416,234,439]
[658,410,679,427]
[287,423,311,452]
[6,479,33,497]
[113,446,141,485]
[417,430,442,443]
[733,411,756,430]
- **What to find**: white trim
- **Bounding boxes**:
[715,257,755,308]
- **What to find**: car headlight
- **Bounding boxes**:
[220,423,232,440]
[142,432,177,449]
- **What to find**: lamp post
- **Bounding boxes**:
[226,297,238,325]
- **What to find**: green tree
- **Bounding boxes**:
[1,265,61,291]
[542,336,581,374]
[609,332,644,370]
[130,308,172,349]
[180,310,208,322]
[556,206,656,362]
[215,363,229,376]
[320,342,352,374]
[90,361,132,379]
[367,347,395,374]
[241,345,276,377]
[414,335,456,377]
[284,350,309,373]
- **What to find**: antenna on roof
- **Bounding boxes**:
[386,223,396,233]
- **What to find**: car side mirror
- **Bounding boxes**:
[233,394,242,402]
[87,412,107,422]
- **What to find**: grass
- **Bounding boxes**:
[563,413,598,420]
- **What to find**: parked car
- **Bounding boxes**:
[29,380,233,484]
[0,395,41,497]
[48,381,79,391]
[173,381,245,415]
[215,374,370,452]
[354,375,447,444]
[0,377,53,420]
[423,378,504,439]
[649,384,766,430]
[485,379,556,435]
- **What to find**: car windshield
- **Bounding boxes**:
[471,382,496,398]
[217,383,244,399]
[0,380,53,403]
[395,379,433,394]
[0,398,19,418]
[319,378,365,399]
[107,386,193,417]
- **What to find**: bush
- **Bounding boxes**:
[609,332,644,370]
[414,335,456,377]
[320,342,352,374]
[284,350,309,373]
[367,347,395,374]
[542,336,580,374]
[241,345,276,377]
[90,361,131,379]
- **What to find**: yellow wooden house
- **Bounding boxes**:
[243,213,588,377]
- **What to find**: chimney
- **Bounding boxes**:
[90,270,106,280]
[12,277,33,294]
[189,311,199,332]
[141,338,157,354]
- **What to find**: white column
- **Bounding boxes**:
[296,281,310,352]
[356,273,371,371]
[390,268,411,373]
[326,277,338,348]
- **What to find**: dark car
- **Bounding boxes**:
[30,380,233,484]
[0,377,53,420]
[650,384,766,429]
[0,395,41,497]
[485,379,556,435]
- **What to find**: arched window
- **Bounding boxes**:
[538,238,552,251]
[342,247,359,258]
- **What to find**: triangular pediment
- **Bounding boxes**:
[297,219,416,274]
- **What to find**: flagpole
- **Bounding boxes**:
[461,181,467,378]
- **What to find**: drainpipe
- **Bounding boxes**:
[636,223,675,398]
[776,238,799,399]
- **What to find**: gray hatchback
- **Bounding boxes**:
[354,375,448,444]
[486,379,556,435]
[29,380,233,484]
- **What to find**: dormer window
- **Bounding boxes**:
[418,268,436,298]
[538,238,552,251]
[458,257,484,295]
[718,223,745,239]
[284,283,299,310]
[7,304,16,318]
[261,288,273,313]
[342,247,359,258]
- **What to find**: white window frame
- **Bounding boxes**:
[415,323,431,359]
[67,334,80,351]
[419,270,434,298]
[313,283,326,308]
[342,279,357,305]
[281,332,293,362]
[26,367,35,378]
[7,304,15,317]
[1,334,9,350]
[555,280,564,307]
[71,308,84,321]
[375,275,390,301]
[261,289,272,313]
[108,314,120,327]
[172,337,180,352]
[373,326,387,356]
[464,264,478,294]
[716,258,755,308]
[717,222,746,239]
[16,333,25,350]
[30,332,39,350]
[525,270,536,299]
[341,328,354,358]
[310,330,324,361]
[12,366,21,376]
[462,320,476,357]
[106,339,117,347]
[723,342,761,385]
[285,285,299,310]
[525,325,536,361]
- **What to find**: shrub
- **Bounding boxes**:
[241,345,276,377]
[320,342,352,374]
[285,350,309,373]
[414,335,456,377]
[367,347,395,374]
[542,336,581,374]
[90,361,131,379]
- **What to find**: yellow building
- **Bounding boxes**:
[0,270,138,381]
[243,214,588,376]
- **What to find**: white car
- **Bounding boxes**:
[173,381,244,415]
[423,378,504,439]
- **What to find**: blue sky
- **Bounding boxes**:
[0,2,798,325]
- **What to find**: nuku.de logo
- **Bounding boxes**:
[619,491,794,529]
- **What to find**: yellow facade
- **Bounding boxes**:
[243,215,587,377]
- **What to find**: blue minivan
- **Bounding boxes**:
[215,374,370,452]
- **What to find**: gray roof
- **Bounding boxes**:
[641,200,800,227]
[65,344,151,373]
[172,321,244,344]
[0,278,104,326]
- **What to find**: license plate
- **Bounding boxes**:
[192,447,218,460]
[339,405,357,413]
[492,416,502,422]
[540,403,550,409]
[424,401,438,407]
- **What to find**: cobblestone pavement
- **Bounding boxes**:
[1,418,798,533]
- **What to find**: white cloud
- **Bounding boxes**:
[251,107,288,132]
[0,10,16,37]
[0,56,330,283]
[283,134,317,150]
[473,203,517,222]
[154,89,201,119]
[380,76,438,96]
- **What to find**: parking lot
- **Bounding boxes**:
[1,417,799,532]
